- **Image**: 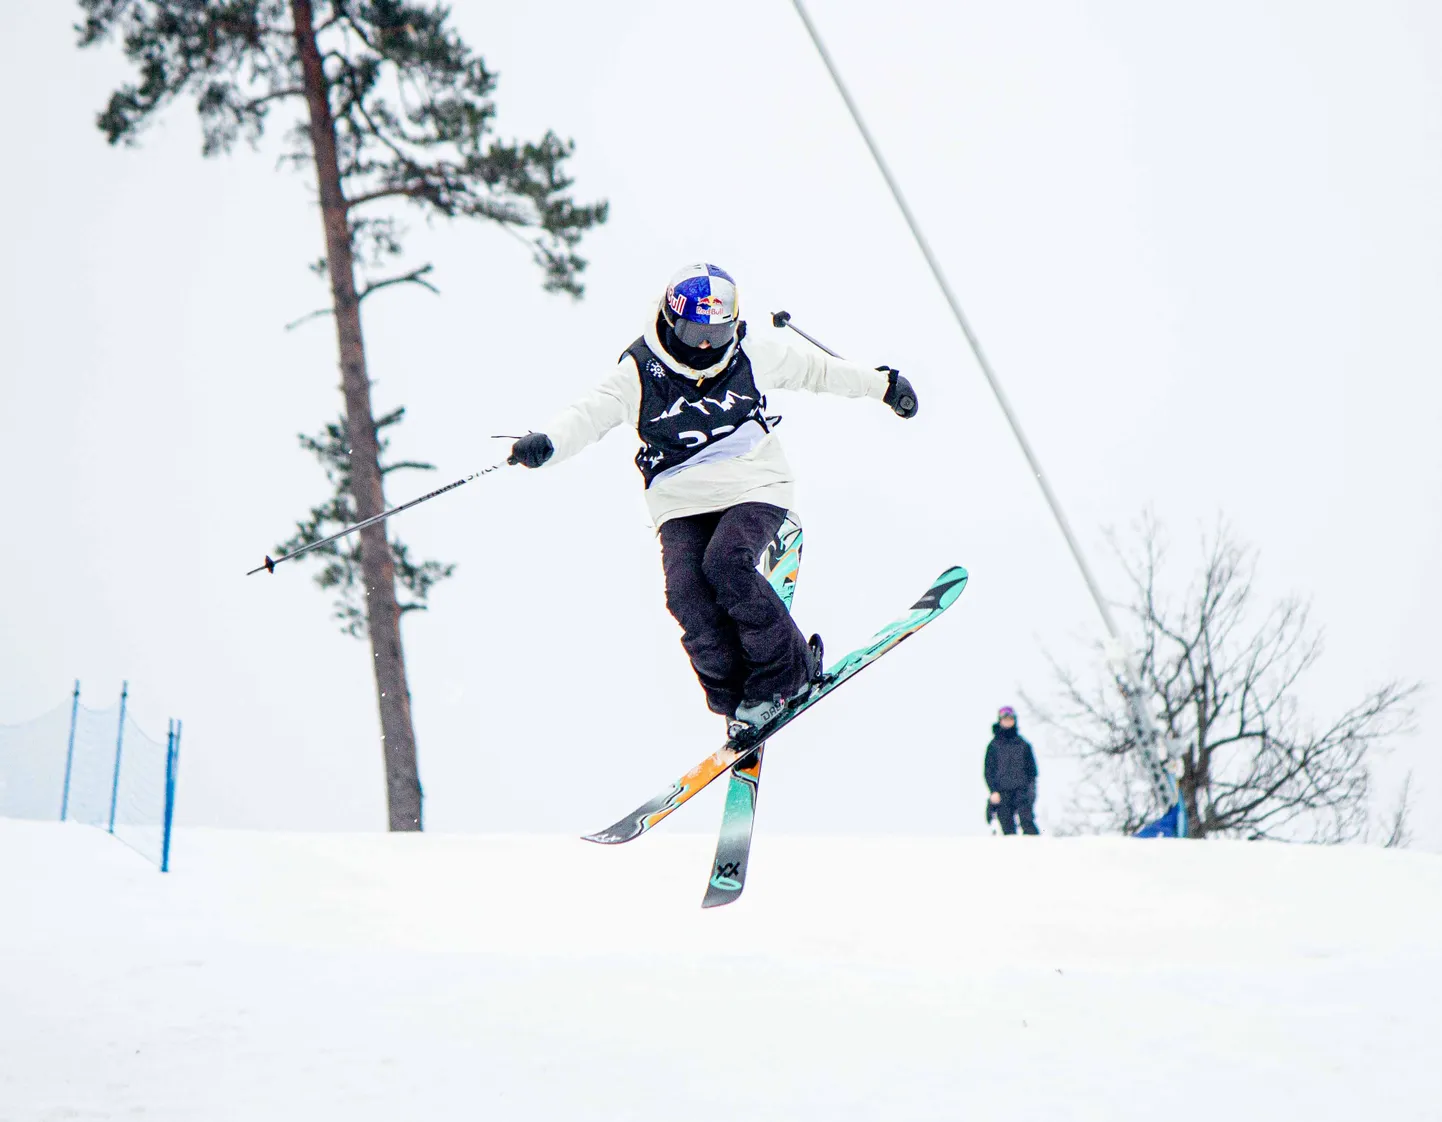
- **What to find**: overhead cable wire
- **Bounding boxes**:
[787,0,1124,642]
[788,0,1178,809]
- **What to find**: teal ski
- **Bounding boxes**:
[701,515,802,908]
[702,749,765,907]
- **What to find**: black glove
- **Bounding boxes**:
[508,432,554,469]
[880,367,918,418]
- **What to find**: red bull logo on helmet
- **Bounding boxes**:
[665,263,738,324]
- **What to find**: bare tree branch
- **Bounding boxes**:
[345,183,430,210]
[358,263,438,302]
[1038,516,1419,841]
[1381,773,1415,848]
[284,306,334,331]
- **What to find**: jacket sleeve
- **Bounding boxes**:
[537,358,641,466]
[1024,739,1039,783]
[983,741,999,792]
[744,334,890,401]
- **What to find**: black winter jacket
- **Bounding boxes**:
[984,723,1038,793]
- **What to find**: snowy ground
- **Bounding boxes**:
[2,820,1440,1121]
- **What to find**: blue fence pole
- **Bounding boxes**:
[59,680,80,821]
[108,681,128,834]
[160,718,181,873]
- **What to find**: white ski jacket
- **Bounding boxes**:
[539,310,891,527]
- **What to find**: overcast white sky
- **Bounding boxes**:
[2,1,1438,848]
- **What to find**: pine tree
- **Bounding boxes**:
[278,407,455,639]
[78,0,608,829]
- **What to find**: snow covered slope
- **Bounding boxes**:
[3,820,1440,1120]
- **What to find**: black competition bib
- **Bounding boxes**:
[626,333,770,488]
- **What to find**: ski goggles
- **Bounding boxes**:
[997,706,1017,720]
[670,315,737,350]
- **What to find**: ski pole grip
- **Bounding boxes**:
[771,311,844,359]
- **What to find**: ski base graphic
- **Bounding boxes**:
[702,746,765,908]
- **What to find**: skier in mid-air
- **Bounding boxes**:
[508,263,918,738]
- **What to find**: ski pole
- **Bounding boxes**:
[246,456,512,576]
[771,310,843,358]
[773,311,918,417]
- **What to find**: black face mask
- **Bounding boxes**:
[659,312,730,371]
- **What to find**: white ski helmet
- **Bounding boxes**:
[662,263,739,349]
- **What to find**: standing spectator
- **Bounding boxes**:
[984,705,1039,835]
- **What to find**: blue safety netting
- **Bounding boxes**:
[62,701,126,828]
[111,712,173,866]
[0,702,71,820]
[0,688,180,871]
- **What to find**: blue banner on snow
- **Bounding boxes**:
[1135,802,1185,838]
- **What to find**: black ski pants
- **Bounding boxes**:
[996,786,1039,835]
[659,502,810,717]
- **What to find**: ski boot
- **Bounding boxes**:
[727,634,824,742]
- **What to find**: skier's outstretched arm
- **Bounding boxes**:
[746,335,919,418]
[509,359,640,468]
